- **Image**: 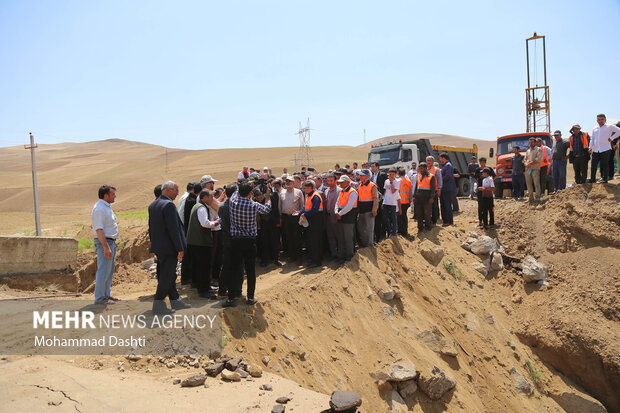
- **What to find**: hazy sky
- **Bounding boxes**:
[1,0,618,149]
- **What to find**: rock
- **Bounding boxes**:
[141,257,155,269]
[440,340,459,357]
[468,231,479,239]
[271,405,285,413]
[465,313,479,331]
[283,357,291,366]
[521,255,548,282]
[418,366,456,400]
[181,374,207,387]
[510,368,532,395]
[484,251,504,271]
[485,314,495,325]
[420,244,445,265]
[390,389,407,413]
[380,289,395,301]
[417,327,458,357]
[225,357,242,371]
[247,364,263,377]
[260,383,273,391]
[205,362,225,377]
[388,360,417,381]
[396,380,418,399]
[234,368,249,378]
[172,378,181,385]
[272,364,282,372]
[549,391,607,413]
[275,396,291,404]
[382,305,395,320]
[470,236,500,255]
[329,390,362,412]
[392,285,403,298]
[472,261,488,276]
[221,370,241,381]
[282,332,295,341]
[262,356,270,366]
[126,355,142,362]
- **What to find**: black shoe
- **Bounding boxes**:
[273,260,283,267]
[152,301,175,315]
[222,299,237,307]
[246,297,258,305]
[199,291,217,299]
[171,299,191,310]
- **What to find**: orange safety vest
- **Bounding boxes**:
[430,165,441,193]
[417,173,432,190]
[569,132,589,150]
[357,181,376,201]
[540,146,551,167]
[304,190,323,212]
[399,176,411,204]
[338,186,358,208]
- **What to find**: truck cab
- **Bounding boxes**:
[368,141,418,172]
[492,132,553,197]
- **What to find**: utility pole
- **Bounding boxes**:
[363,128,366,144]
[24,133,41,236]
[296,118,313,169]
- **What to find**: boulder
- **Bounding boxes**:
[472,261,488,276]
[221,370,241,381]
[483,252,504,272]
[549,391,607,413]
[420,245,445,266]
[418,366,456,400]
[225,357,242,371]
[388,361,418,382]
[521,255,548,282]
[247,364,263,377]
[275,396,291,404]
[234,368,249,378]
[467,231,479,239]
[380,289,395,301]
[262,356,270,366]
[396,380,418,399]
[205,362,225,377]
[271,405,285,413]
[181,374,207,387]
[390,390,407,413]
[509,367,532,395]
[329,390,362,412]
[260,383,273,391]
[470,236,500,255]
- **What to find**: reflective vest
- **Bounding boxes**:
[399,176,411,204]
[417,173,432,190]
[357,181,376,201]
[540,146,551,167]
[304,190,323,212]
[338,186,358,208]
[430,165,441,193]
[569,132,589,150]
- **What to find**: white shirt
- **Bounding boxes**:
[407,169,417,181]
[335,186,358,216]
[383,178,401,206]
[591,123,620,153]
[238,171,248,180]
[91,199,119,239]
[207,204,221,231]
[177,192,189,224]
[482,176,495,189]
[196,204,219,229]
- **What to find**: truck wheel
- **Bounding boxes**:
[494,178,503,198]
[457,179,470,197]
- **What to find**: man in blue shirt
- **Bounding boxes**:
[439,153,456,226]
[91,185,119,305]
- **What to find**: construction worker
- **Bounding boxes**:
[296,180,324,268]
[537,138,551,196]
[397,167,412,236]
[568,124,590,184]
[413,163,436,232]
[334,175,358,264]
[356,169,378,247]
[426,156,442,225]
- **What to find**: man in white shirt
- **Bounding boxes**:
[176,181,195,224]
[91,185,119,305]
[382,167,401,236]
[407,162,418,181]
[238,166,250,181]
[590,114,620,183]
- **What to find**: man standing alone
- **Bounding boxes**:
[92,185,119,305]
[148,181,190,315]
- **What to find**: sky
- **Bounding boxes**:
[0,0,619,150]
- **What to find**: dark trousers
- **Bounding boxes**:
[229,237,257,300]
[374,201,386,242]
[440,190,454,225]
[573,155,589,184]
[258,224,280,264]
[414,196,432,230]
[154,253,180,301]
[552,160,567,191]
[281,214,301,261]
[480,197,494,226]
[306,212,325,265]
[180,247,193,284]
[397,203,410,235]
[219,242,232,296]
[608,149,616,178]
[452,193,460,212]
[539,165,549,195]
[383,204,398,236]
[591,150,611,182]
[210,231,223,287]
[189,244,212,294]
[431,193,439,224]
[512,174,525,198]
[477,192,483,223]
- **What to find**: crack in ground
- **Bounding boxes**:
[27,384,81,407]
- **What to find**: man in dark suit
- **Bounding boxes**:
[148,180,191,315]
[371,162,388,242]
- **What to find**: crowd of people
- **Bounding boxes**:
[90,114,618,312]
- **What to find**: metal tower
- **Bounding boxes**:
[525,32,550,133]
[296,118,313,169]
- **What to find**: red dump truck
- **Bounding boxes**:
[490,132,554,197]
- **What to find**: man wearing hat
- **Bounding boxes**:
[413,163,436,232]
[550,130,569,192]
[201,175,218,191]
[568,124,590,184]
[335,175,358,263]
[356,169,378,247]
